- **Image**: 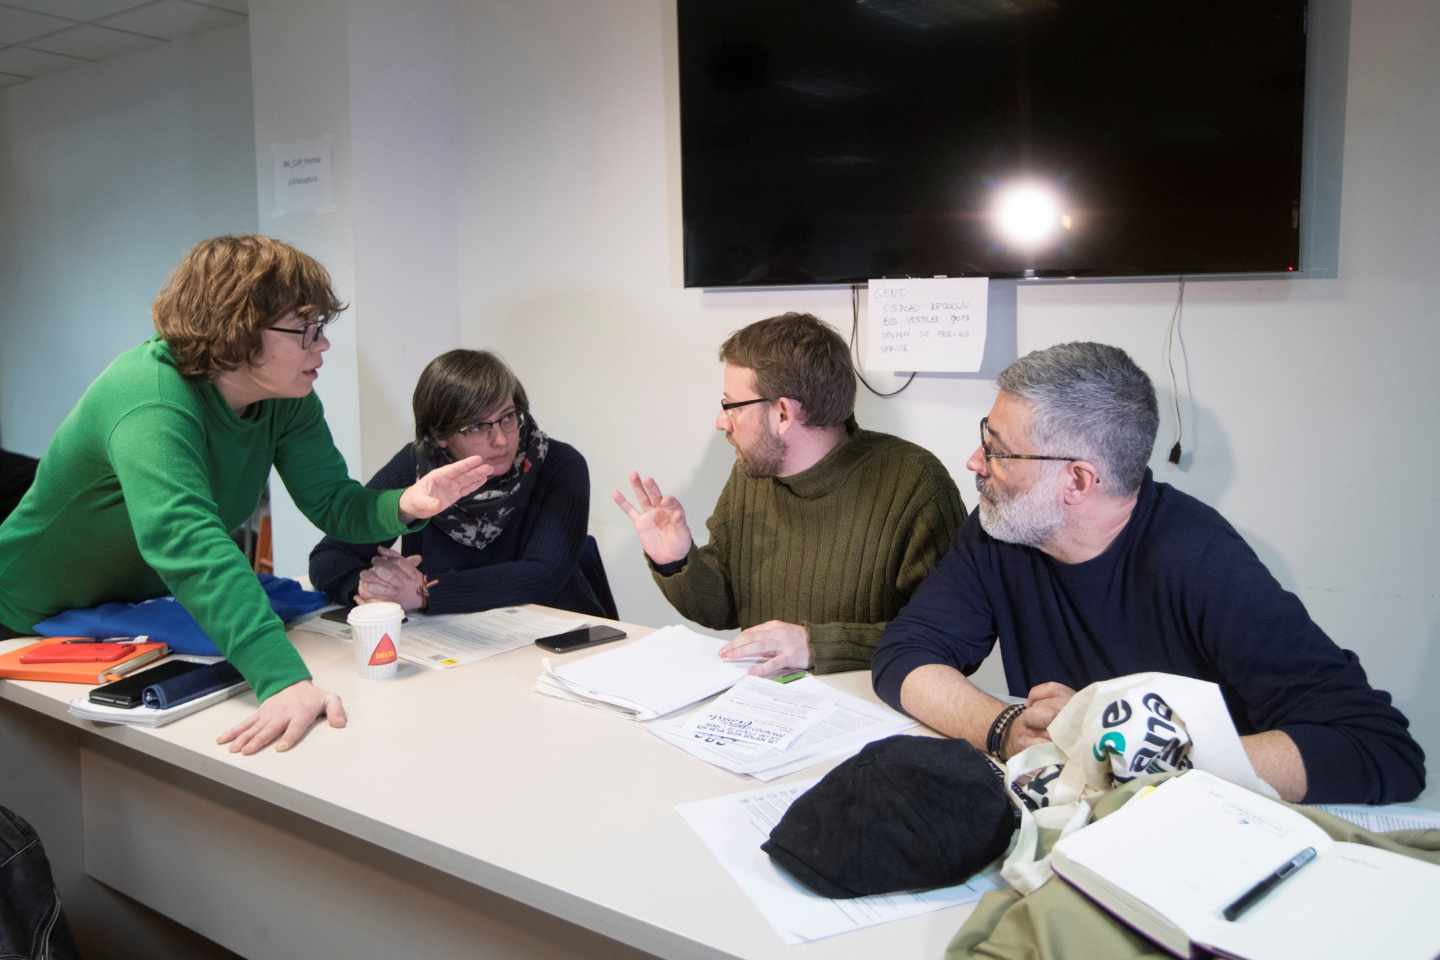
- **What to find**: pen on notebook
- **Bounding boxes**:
[1221,846,1317,921]
[67,635,148,644]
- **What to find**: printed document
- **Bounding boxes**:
[677,779,1001,944]
[1311,803,1440,833]
[534,625,748,720]
[679,675,833,750]
[654,677,914,779]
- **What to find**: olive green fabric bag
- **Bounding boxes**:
[947,779,1440,960]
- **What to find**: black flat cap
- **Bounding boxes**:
[761,735,1016,898]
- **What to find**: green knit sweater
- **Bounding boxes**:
[0,338,415,701]
[652,428,965,673]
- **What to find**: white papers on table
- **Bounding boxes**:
[293,606,585,669]
[654,676,915,780]
[534,625,748,720]
[679,675,833,750]
[66,656,249,728]
[1311,803,1440,833]
[677,779,1002,944]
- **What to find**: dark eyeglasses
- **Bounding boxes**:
[979,416,1083,464]
[269,318,332,350]
[456,409,524,439]
[720,396,772,415]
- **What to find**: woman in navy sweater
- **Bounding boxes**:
[309,350,609,617]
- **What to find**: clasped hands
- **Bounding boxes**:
[1002,681,1077,759]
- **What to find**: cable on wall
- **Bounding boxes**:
[851,284,917,399]
[1164,277,1192,465]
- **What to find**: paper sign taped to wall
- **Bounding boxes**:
[272,137,335,217]
[863,277,988,372]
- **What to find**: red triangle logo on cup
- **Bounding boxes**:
[369,633,397,666]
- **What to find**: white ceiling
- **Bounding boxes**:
[0,0,247,88]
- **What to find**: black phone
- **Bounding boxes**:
[534,624,627,653]
[320,607,407,624]
[89,659,205,708]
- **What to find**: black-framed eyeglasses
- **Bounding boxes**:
[720,397,772,415]
[269,318,332,350]
[979,416,1083,464]
[456,409,524,439]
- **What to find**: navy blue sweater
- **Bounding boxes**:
[873,471,1425,804]
[308,440,606,617]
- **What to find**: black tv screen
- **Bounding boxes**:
[678,0,1308,287]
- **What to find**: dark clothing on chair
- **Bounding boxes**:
[0,450,39,527]
[0,805,81,960]
[309,440,611,618]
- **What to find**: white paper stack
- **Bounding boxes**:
[652,676,916,780]
[534,625,748,720]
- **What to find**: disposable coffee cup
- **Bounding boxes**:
[347,601,403,679]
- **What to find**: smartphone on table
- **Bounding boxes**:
[89,660,204,708]
[534,624,627,654]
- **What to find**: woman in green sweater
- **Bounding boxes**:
[0,236,491,755]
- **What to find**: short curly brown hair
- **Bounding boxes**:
[152,235,346,378]
[718,312,856,427]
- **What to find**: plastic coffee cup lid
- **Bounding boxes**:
[347,601,404,625]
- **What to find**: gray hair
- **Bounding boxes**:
[996,342,1158,495]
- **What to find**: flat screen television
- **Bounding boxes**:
[678,1,1308,287]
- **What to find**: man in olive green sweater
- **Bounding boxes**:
[613,312,965,677]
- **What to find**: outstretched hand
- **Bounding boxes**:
[400,455,492,521]
[216,679,347,755]
[611,471,693,565]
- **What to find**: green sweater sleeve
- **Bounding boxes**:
[108,403,310,701]
[272,394,418,541]
[808,480,966,674]
[650,475,740,630]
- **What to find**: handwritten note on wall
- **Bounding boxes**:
[863,277,989,372]
[271,137,335,218]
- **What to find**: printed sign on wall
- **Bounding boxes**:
[271,137,335,218]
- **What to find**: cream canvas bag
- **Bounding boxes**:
[999,672,1277,894]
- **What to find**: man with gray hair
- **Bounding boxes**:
[873,342,1424,804]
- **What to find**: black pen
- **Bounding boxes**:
[1222,846,1317,921]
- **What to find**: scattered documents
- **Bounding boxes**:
[1310,802,1440,833]
[534,625,747,720]
[677,779,1002,944]
[294,606,584,669]
[653,676,915,780]
[66,657,248,728]
[679,675,833,750]
[1052,770,1440,960]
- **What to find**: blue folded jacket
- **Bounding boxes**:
[34,574,327,656]
[142,661,246,710]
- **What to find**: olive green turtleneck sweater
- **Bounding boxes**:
[652,428,965,674]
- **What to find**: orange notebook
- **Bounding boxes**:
[0,638,171,684]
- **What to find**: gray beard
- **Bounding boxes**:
[976,470,1063,548]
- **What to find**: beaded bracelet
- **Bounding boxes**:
[986,703,1026,759]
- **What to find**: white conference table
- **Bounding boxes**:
[0,611,976,960]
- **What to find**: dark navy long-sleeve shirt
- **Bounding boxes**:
[308,440,606,617]
[872,470,1425,804]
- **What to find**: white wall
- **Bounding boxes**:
[456,0,1439,796]
[0,26,257,456]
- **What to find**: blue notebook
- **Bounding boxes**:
[142,661,244,709]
